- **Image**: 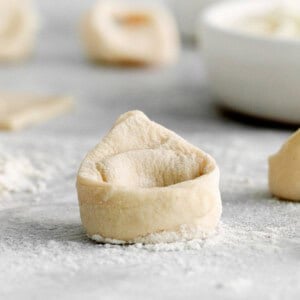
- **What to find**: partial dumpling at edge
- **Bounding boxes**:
[269,129,300,201]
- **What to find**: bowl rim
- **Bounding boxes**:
[200,0,300,47]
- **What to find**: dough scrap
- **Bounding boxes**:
[80,0,180,66]
[0,0,38,62]
[77,111,222,244]
[0,93,73,130]
[269,129,300,201]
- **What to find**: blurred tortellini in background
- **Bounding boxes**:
[0,0,38,62]
[80,0,180,67]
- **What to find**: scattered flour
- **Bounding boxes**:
[0,152,46,196]
[91,220,298,253]
[0,134,298,299]
[91,223,213,245]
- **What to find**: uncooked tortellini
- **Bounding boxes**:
[269,130,300,201]
[80,0,180,66]
[77,111,222,244]
[0,0,38,62]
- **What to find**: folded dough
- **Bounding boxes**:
[0,93,73,130]
[77,111,222,244]
[80,0,180,66]
[0,0,38,62]
[269,129,300,201]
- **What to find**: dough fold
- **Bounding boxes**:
[269,129,300,201]
[77,111,222,243]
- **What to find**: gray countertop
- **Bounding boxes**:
[0,1,299,299]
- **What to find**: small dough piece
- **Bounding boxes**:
[0,0,38,62]
[269,129,300,201]
[0,93,73,130]
[80,0,180,66]
[77,111,222,244]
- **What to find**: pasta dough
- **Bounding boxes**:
[269,130,300,201]
[80,0,180,66]
[77,111,222,244]
[0,0,38,62]
[0,93,73,130]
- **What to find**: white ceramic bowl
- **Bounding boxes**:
[200,0,300,124]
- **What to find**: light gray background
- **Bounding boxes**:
[0,1,299,299]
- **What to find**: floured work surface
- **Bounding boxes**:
[0,93,73,130]
[0,133,299,300]
[0,1,299,298]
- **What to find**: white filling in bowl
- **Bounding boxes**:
[200,0,300,124]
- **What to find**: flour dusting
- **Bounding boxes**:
[0,152,46,197]
[91,220,298,253]
[91,223,213,245]
[0,134,299,299]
